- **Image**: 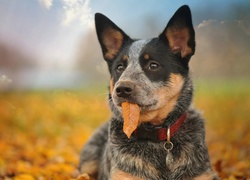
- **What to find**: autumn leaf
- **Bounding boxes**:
[122,102,140,138]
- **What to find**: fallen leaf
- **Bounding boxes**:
[122,102,140,138]
[14,174,35,180]
[77,173,90,180]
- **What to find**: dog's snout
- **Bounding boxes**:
[115,83,134,98]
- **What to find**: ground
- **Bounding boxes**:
[0,80,249,180]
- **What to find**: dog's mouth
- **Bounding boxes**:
[118,100,161,139]
[139,102,158,111]
[116,100,157,112]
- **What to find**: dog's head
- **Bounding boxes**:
[95,5,195,125]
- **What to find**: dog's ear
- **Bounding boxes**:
[95,13,131,62]
[159,5,195,58]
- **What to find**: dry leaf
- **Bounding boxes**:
[77,173,91,180]
[121,102,140,138]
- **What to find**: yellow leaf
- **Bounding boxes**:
[14,174,35,180]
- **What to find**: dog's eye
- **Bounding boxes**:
[116,64,125,73]
[148,62,160,70]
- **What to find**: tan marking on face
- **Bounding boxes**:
[79,160,98,179]
[102,28,124,60]
[111,170,143,180]
[139,74,184,125]
[122,55,128,61]
[194,173,216,180]
[110,78,114,94]
[143,53,150,60]
[166,28,192,58]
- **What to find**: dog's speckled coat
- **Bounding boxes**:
[79,5,219,180]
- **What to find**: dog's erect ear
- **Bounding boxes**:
[160,5,195,58]
[95,13,131,61]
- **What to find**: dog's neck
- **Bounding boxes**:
[133,113,187,141]
[163,76,193,127]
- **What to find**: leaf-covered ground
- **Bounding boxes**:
[0,82,249,179]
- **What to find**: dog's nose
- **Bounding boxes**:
[115,83,134,98]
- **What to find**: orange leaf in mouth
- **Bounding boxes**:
[121,102,140,138]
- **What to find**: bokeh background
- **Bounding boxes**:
[0,0,249,179]
[0,0,250,89]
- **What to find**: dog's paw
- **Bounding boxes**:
[77,173,91,180]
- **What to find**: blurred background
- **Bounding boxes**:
[0,0,249,90]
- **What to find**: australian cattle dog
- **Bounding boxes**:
[79,5,219,180]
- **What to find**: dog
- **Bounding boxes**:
[79,5,219,180]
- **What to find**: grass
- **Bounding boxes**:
[0,80,249,179]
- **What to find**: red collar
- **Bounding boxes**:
[133,113,187,141]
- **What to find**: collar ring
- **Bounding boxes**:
[164,126,173,151]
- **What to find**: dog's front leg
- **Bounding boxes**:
[194,172,220,180]
[110,169,144,180]
[79,122,110,180]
